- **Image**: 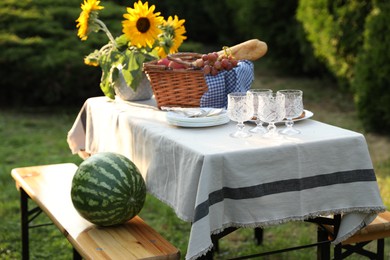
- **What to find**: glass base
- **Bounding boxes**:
[230,130,252,138]
[263,131,283,139]
[280,127,300,135]
[262,123,282,139]
[230,122,251,138]
[249,125,268,134]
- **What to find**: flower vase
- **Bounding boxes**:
[114,72,153,101]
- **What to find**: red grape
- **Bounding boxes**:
[214,61,222,70]
[197,50,239,75]
[203,64,211,74]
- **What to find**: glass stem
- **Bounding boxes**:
[267,123,276,134]
[237,122,245,132]
[255,118,262,127]
[285,119,294,128]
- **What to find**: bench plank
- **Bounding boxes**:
[12,163,180,259]
[342,211,390,245]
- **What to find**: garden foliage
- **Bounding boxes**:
[297,0,390,133]
[352,1,390,133]
[0,0,122,106]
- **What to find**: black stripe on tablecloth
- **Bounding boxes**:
[193,169,376,223]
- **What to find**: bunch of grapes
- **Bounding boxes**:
[193,51,238,76]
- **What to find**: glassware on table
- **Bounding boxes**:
[227,92,254,138]
[257,92,286,138]
[277,89,303,135]
[247,89,272,134]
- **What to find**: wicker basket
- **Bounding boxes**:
[143,53,208,109]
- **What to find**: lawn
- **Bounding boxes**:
[1,63,389,259]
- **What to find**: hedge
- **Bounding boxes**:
[0,0,120,106]
[352,1,390,133]
[297,0,390,133]
[224,0,326,75]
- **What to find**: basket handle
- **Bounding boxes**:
[167,53,202,69]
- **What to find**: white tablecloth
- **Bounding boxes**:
[67,96,385,260]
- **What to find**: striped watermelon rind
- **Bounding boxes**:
[71,152,146,226]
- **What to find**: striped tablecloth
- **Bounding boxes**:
[67,97,385,260]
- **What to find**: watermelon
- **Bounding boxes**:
[71,152,146,226]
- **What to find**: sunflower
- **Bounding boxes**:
[122,1,164,49]
[76,0,186,98]
[161,15,187,55]
[76,0,104,41]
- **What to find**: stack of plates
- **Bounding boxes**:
[166,108,230,127]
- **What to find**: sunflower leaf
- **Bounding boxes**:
[99,71,115,99]
[120,50,146,91]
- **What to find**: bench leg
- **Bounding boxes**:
[19,188,50,259]
[73,247,82,260]
[377,238,384,260]
[19,187,83,260]
[20,188,30,260]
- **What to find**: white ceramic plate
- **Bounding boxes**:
[166,108,230,127]
[248,109,314,124]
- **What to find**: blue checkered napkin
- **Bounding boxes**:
[200,60,254,108]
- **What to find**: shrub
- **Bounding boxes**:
[224,0,326,75]
[0,0,124,106]
[296,0,372,89]
[297,0,390,134]
[353,1,390,133]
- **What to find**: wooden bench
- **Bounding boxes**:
[11,163,180,260]
[320,211,390,259]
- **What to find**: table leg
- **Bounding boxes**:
[20,188,29,260]
[333,214,342,260]
[317,227,330,260]
[254,227,263,245]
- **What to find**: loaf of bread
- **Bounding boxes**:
[217,39,268,61]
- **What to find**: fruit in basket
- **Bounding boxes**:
[194,49,238,75]
[168,59,187,70]
[71,152,146,226]
[153,39,267,74]
[157,57,170,66]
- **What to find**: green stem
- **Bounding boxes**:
[95,19,118,49]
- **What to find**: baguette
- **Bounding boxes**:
[217,39,267,61]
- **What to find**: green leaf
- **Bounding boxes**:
[98,53,115,99]
[120,50,146,91]
[100,71,115,99]
[115,34,129,50]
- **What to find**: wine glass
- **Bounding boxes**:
[257,92,286,138]
[247,89,272,134]
[227,92,254,138]
[277,89,303,135]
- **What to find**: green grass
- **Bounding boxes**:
[1,65,390,259]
